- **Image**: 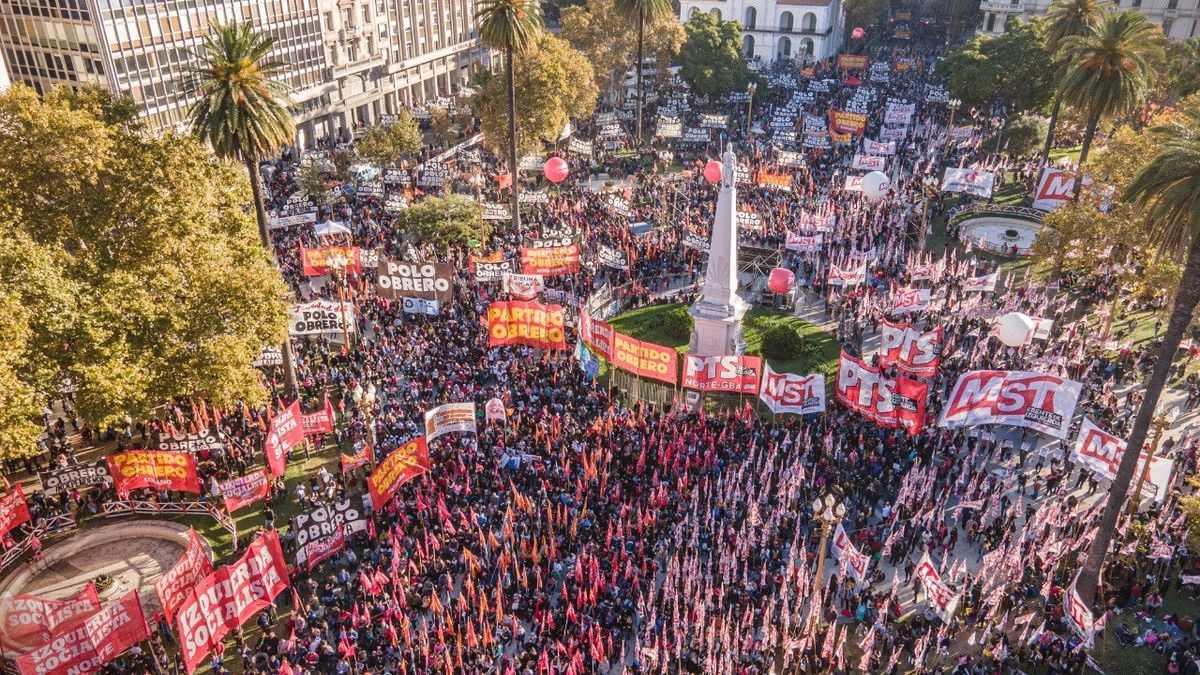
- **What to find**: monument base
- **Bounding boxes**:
[689,301,748,356]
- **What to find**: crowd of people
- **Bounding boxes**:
[4,17,1200,675]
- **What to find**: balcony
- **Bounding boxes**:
[744,25,833,36]
[979,0,1026,12]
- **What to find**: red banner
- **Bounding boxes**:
[836,54,869,69]
[153,529,213,622]
[341,444,375,474]
[681,354,763,394]
[0,582,100,653]
[579,312,616,361]
[264,401,303,478]
[831,110,868,135]
[301,245,361,277]
[520,244,581,276]
[16,590,149,675]
[304,528,346,571]
[835,351,928,435]
[106,451,201,498]
[368,438,431,510]
[220,469,271,513]
[879,321,943,377]
[939,370,1082,439]
[610,331,678,385]
[0,484,31,541]
[176,531,290,673]
[485,301,568,350]
[301,395,335,436]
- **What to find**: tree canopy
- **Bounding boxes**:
[354,111,422,167]
[678,13,750,97]
[941,18,1056,113]
[396,195,489,251]
[0,85,289,457]
[560,0,685,99]
[476,34,598,155]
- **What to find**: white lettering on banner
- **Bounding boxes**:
[568,138,593,155]
[597,245,629,270]
[681,354,763,394]
[481,203,511,221]
[502,272,544,301]
[1072,417,1174,501]
[879,322,942,377]
[940,370,1082,439]
[915,552,961,622]
[836,352,928,434]
[889,287,930,315]
[758,364,825,415]
[377,261,454,301]
[683,232,710,253]
[829,523,869,581]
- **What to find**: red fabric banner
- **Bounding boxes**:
[579,312,615,361]
[176,531,290,673]
[0,484,31,541]
[301,395,335,436]
[106,451,201,497]
[154,528,213,622]
[220,470,271,513]
[681,354,763,394]
[879,320,943,377]
[340,445,375,474]
[835,351,928,435]
[0,582,100,653]
[610,331,678,385]
[485,301,568,351]
[264,401,303,478]
[16,590,149,675]
[520,244,581,276]
[301,245,361,277]
[368,438,431,510]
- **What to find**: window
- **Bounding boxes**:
[744,6,756,29]
[1163,17,1174,35]
[1168,0,1178,8]
[802,12,816,31]
[780,11,793,31]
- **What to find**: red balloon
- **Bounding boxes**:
[544,157,569,184]
[852,27,865,39]
[703,160,723,184]
[768,267,795,294]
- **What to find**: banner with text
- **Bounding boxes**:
[940,370,1082,438]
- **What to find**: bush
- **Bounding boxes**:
[761,323,810,361]
[988,114,1048,157]
[662,306,694,342]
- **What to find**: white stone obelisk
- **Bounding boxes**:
[689,145,748,356]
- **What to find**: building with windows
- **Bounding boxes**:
[978,0,1200,40]
[0,0,488,145]
[677,0,844,63]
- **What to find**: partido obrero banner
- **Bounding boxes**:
[611,332,678,386]
[485,301,567,350]
[520,244,581,276]
[106,451,201,497]
[368,438,431,510]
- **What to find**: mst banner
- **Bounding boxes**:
[915,552,961,623]
[939,370,1082,438]
[16,590,149,675]
[611,331,678,385]
[219,470,271,513]
[39,460,111,495]
[424,402,478,441]
[154,528,213,622]
[836,351,928,435]
[176,531,290,674]
[106,451,201,497]
[376,260,454,301]
[879,321,943,377]
[264,401,303,478]
[758,364,826,415]
[681,354,763,394]
[1072,417,1174,501]
[368,438,431,509]
[0,582,100,653]
[485,301,568,350]
[830,523,870,582]
[520,244,581,275]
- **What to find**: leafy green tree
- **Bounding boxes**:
[843,0,889,38]
[354,111,421,167]
[1059,10,1160,197]
[476,0,545,231]
[614,0,674,144]
[987,113,1048,156]
[942,19,1055,114]
[560,0,685,101]
[1041,0,1109,162]
[679,13,749,97]
[476,35,597,155]
[1170,37,1200,99]
[397,195,490,250]
[298,158,333,206]
[185,22,299,394]
[429,106,456,147]
[1077,104,1200,604]
[0,85,289,450]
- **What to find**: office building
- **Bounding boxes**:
[979,0,1200,40]
[677,0,844,63]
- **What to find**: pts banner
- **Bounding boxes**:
[681,354,762,394]
[835,351,928,435]
[879,321,942,377]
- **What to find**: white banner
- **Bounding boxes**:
[1032,167,1085,211]
[851,154,886,171]
[962,271,998,292]
[830,523,870,582]
[827,262,866,286]
[758,364,825,415]
[889,287,930,315]
[424,402,477,441]
[402,297,440,315]
[940,371,1083,438]
[1072,417,1174,501]
[502,272,544,301]
[941,168,995,198]
[289,300,355,336]
[915,552,961,622]
[863,138,895,155]
[785,232,822,253]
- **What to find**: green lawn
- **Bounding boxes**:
[1049,144,1083,166]
[607,303,841,377]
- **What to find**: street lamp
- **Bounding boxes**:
[746,82,758,132]
[943,99,962,157]
[811,491,847,595]
[1127,405,1179,515]
[325,253,353,348]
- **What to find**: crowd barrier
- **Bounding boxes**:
[0,513,77,571]
[102,499,237,546]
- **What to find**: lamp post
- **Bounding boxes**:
[811,491,847,595]
[746,82,758,132]
[325,254,353,348]
[943,98,962,158]
[1127,406,1178,515]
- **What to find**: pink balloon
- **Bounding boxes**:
[544,157,569,184]
[852,27,865,39]
[768,267,795,294]
[703,160,723,184]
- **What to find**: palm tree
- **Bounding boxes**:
[185,22,299,395]
[476,0,544,231]
[615,0,674,146]
[1040,0,1107,164]
[1059,10,1159,198]
[1076,105,1200,602]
